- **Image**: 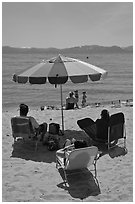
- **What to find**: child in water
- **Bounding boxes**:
[74,90,79,108]
[82,91,87,107]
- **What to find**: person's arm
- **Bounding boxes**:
[63,144,74,151]
[29,116,39,129]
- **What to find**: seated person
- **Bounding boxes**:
[56,138,88,161]
[95,109,110,141]
[18,103,47,142]
[66,92,77,110]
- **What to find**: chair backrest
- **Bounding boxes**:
[65,146,98,170]
[66,103,74,110]
[109,112,125,142]
[96,119,108,141]
[77,118,97,139]
[11,116,35,139]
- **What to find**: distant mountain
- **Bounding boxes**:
[2,45,133,54]
[122,46,133,52]
[2,46,59,54]
[61,45,133,54]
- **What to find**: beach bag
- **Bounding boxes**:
[48,140,58,151]
[49,123,60,135]
[47,135,60,151]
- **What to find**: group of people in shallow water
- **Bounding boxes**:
[16,103,110,145]
[65,90,87,110]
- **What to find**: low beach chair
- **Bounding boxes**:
[108,112,126,149]
[77,118,106,143]
[11,116,39,151]
[77,113,126,150]
[77,118,97,140]
[66,103,75,110]
[56,146,99,183]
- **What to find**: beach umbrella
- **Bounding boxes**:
[12,54,107,133]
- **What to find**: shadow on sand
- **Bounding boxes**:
[63,130,128,159]
[11,140,56,163]
[10,129,89,163]
[11,129,127,201]
[57,168,101,200]
[11,129,127,163]
[94,142,128,159]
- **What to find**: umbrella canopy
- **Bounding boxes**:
[13,54,107,84]
[13,54,108,133]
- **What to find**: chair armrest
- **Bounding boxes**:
[93,137,108,143]
[63,144,74,151]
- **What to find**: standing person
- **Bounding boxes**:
[66,92,77,110]
[82,91,87,107]
[74,90,79,109]
[18,103,47,142]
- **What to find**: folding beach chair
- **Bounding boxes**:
[77,118,96,138]
[77,118,106,143]
[108,112,126,149]
[77,113,126,150]
[66,103,75,110]
[11,116,39,151]
[56,146,99,183]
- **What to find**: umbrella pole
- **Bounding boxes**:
[60,84,64,134]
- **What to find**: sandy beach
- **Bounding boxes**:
[2,104,133,202]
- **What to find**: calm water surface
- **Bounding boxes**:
[2,53,133,110]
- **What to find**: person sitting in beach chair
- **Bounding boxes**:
[66,92,77,110]
[95,109,120,148]
[56,138,88,161]
[95,109,110,141]
[13,103,47,142]
[77,110,125,149]
[11,116,40,151]
[56,139,99,183]
[77,109,110,142]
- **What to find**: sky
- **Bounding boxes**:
[2,1,133,48]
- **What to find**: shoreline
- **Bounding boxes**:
[2,98,133,113]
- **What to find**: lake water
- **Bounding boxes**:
[2,53,133,110]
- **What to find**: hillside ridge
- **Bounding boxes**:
[2,45,133,54]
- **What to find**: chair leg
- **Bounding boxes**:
[63,170,67,185]
[56,157,58,168]
[94,162,97,178]
[124,137,126,148]
[108,127,110,150]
